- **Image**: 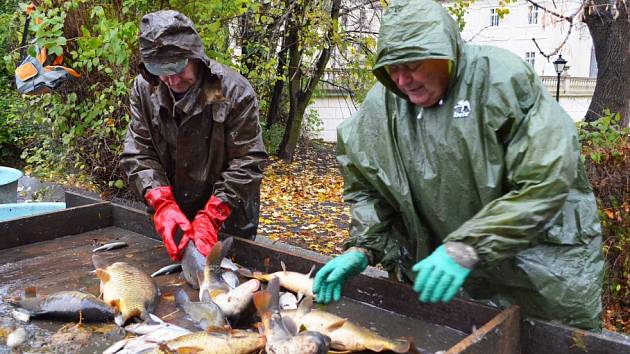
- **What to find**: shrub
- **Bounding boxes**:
[578,112,630,332]
[263,123,285,155]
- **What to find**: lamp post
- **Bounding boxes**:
[553,54,567,102]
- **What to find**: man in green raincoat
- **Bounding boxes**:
[313,0,603,330]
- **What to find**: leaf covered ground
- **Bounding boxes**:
[259,140,350,255]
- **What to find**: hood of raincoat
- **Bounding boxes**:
[336,0,603,330]
[138,10,207,82]
[372,0,462,101]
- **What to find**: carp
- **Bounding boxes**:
[241,261,315,299]
[254,276,331,354]
[161,328,265,354]
[93,255,159,326]
[11,287,114,322]
[198,238,259,323]
[281,297,412,353]
[174,288,228,330]
[181,239,206,289]
[183,236,238,290]
[198,238,234,301]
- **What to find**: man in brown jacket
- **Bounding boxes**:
[120,10,267,261]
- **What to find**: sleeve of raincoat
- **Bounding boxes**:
[337,90,404,268]
[444,67,579,265]
[212,84,267,208]
[120,76,170,200]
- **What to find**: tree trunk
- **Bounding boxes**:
[266,26,289,129]
[278,9,302,162]
[278,0,342,162]
[583,0,630,126]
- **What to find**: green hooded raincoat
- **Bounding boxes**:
[338,0,603,329]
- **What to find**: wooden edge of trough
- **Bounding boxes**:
[521,318,630,354]
[0,195,112,250]
[446,305,520,354]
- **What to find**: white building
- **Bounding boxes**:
[311,0,596,142]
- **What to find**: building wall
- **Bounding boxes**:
[311,0,596,142]
[309,96,358,142]
[456,0,594,78]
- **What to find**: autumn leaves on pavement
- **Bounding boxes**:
[259,142,350,255]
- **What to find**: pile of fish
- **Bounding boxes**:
[8,238,416,353]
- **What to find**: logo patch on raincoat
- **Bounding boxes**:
[453,100,471,118]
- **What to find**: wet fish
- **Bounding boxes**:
[279,292,298,310]
[11,287,114,322]
[151,263,182,277]
[93,255,159,326]
[221,257,239,271]
[186,238,258,323]
[281,297,412,353]
[6,327,27,348]
[106,317,191,354]
[222,270,240,289]
[181,237,236,289]
[254,276,331,354]
[212,279,260,324]
[124,314,190,337]
[162,328,265,354]
[93,241,128,252]
[181,239,206,289]
[198,238,234,301]
[174,288,227,330]
[241,261,315,299]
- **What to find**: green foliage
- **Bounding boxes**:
[263,123,285,155]
[1,0,145,191]
[447,1,473,31]
[578,110,629,164]
[446,0,515,32]
[301,108,323,139]
[579,111,629,331]
[0,77,39,166]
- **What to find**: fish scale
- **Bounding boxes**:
[96,261,159,325]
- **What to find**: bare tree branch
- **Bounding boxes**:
[465,25,492,42]
[532,22,572,60]
[525,0,581,22]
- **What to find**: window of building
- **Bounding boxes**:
[525,52,535,67]
[528,5,539,24]
[490,8,500,26]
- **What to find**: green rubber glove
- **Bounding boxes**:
[412,245,472,303]
[313,252,368,304]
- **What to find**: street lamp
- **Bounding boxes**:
[553,54,567,102]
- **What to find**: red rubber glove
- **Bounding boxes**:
[145,186,192,261]
[190,195,231,257]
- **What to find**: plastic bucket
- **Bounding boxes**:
[0,202,66,222]
[0,167,23,203]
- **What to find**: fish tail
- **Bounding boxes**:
[174,288,190,307]
[386,337,412,353]
[221,237,234,255]
[92,254,110,269]
[266,276,280,313]
[253,289,272,314]
[237,267,254,278]
[253,288,274,333]
[205,241,224,267]
[24,286,37,298]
